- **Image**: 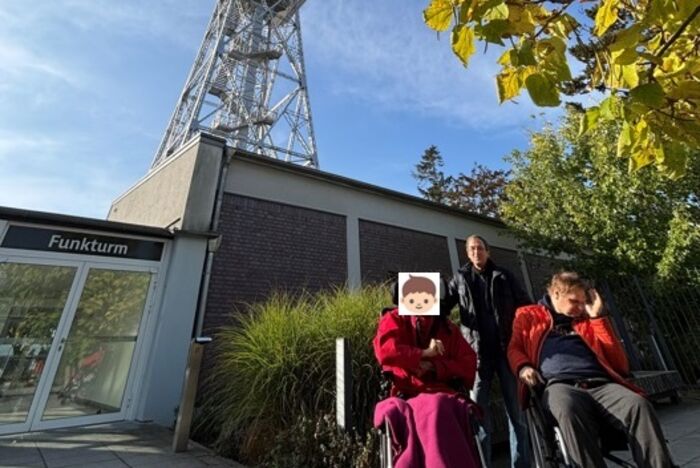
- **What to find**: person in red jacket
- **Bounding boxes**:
[508,271,673,468]
[373,279,480,467]
[374,304,476,398]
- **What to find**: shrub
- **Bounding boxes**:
[261,412,380,468]
[199,285,389,464]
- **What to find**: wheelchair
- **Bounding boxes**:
[525,385,635,468]
[377,372,487,468]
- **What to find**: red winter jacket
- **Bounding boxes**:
[373,308,477,398]
[507,304,642,408]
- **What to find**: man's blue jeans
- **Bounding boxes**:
[471,353,529,468]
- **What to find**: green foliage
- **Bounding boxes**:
[657,207,700,284]
[261,412,380,468]
[199,286,389,464]
[501,109,699,278]
[422,0,700,178]
[413,145,510,218]
[414,145,452,204]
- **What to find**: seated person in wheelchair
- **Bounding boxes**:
[373,275,481,467]
[507,271,674,468]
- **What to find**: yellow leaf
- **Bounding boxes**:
[623,64,639,88]
[497,49,512,66]
[617,121,632,158]
[451,24,476,66]
[594,0,621,36]
[611,47,637,66]
[548,14,578,39]
[424,0,453,32]
[484,2,508,21]
[507,5,536,35]
[579,106,600,135]
[496,69,522,103]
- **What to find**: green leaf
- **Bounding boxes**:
[424,0,453,32]
[609,24,642,51]
[517,40,537,66]
[594,0,620,36]
[579,106,600,135]
[542,53,572,82]
[525,73,560,106]
[667,80,700,101]
[475,20,508,45]
[599,96,619,120]
[656,142,687,180]
[451,24,476,66]
[629,82,665,108]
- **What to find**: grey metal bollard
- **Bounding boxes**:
[173,336,212,452]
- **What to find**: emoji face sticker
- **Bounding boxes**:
[398,272,440,316]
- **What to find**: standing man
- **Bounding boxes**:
[443,235,531,468]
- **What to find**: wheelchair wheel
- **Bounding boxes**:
[526,407,559,468]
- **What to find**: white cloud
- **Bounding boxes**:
[0,43,82,88]
[0,131,133,218]
[57,0,212,49]
[301,1,555,131]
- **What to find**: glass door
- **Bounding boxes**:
[0,261,79,434]
[32,266,154,429]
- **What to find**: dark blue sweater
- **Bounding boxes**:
[538,295,609,381]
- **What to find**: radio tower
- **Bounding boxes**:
[151,0,318,169]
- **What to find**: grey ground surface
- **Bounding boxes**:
[492,390,700,467]
[1,392,699,467]
[0,422,245,468]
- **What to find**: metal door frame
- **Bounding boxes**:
[0,252,163,434]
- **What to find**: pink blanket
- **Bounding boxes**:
[374,393,481,468]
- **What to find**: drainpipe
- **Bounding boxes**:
[173,147,231,452]
[194,150,231,336]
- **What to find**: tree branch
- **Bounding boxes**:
[533,0,575,39]
[647,6,700,79]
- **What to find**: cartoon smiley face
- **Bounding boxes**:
[401,292,436,314]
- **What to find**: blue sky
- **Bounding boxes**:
[0,0,561,219]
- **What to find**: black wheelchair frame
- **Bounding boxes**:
[525,385,635,468]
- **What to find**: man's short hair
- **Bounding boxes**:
[402,275,437,297]
[466,234,490,251]
[548,271,590,294]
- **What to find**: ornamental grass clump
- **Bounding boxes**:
[200,284,389,463]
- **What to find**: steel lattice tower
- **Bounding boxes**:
[152,0,318,169]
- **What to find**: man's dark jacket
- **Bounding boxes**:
[443,260,532,355]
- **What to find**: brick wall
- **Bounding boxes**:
[359,220,452,283]
[203,194,348,333]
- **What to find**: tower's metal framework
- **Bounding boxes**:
[152,0,318,169]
